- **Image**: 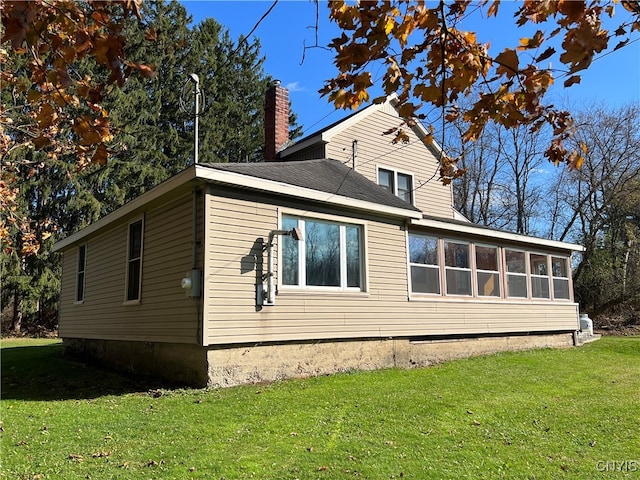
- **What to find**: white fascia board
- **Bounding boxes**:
[410,217,585,252]
[195,165,422,220]
[52,167,197,252]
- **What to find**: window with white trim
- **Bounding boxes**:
[505,249,527,298]
[475,245,500,297]
[552,256,570,299]
[76,244,86,302]
[409,234,440,294]
[281,215,363,290]
[530,253,550,298]
[126,219,143,302]
[377,167,414,204]
[444,240,472,295]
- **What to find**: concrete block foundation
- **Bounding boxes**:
[63,338,209,387]
[206,332,575,388]
[63,332,575,388]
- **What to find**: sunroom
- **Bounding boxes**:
[408,216,584,303]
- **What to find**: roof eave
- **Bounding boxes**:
[196,164,422,220]
[410,217,585,252]
[52,167,198,252]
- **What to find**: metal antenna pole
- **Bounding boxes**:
[189,74,200,165]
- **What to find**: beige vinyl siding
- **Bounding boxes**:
[204,190,578,345]
[58,193,200,343]
[324,103,454,219]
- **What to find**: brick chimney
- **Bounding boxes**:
[264,80,289,161]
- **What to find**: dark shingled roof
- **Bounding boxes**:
[200,159,420,212]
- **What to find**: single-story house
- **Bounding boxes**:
[53,83,587,387]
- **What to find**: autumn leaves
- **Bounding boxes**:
[321,0,639,179]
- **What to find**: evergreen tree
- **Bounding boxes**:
[2,0,302,333]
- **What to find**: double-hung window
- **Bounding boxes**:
[444,240,472,295]
[377,167,414,204]
[409,234,440,294]
[126,219,144,302]
[281,215,363,290]
[552,256,571,299]
[76,244,87,303]
[505,249,527,298]
[476,245,500,297]
[530,253,550,298]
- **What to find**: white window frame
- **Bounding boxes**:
[407,232,576,304]
[529,252,551,300]
[443,239,472,296]
[474,243,501,298]
[504,248,528,299]
[279,212,366,292]
[551,255,571,300]
[124,217,144,304]
[408,233,441,295]
[75,244,87,304]
[376,165,415,205]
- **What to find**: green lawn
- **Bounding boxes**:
[1,336,638,479]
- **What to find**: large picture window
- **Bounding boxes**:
[409,234,440,294]
[76,244,86,302]
[126,219,143,302]
[281,215,362,290]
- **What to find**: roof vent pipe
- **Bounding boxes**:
[352,139,358,171]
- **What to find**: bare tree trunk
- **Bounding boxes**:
[12,291,22,334]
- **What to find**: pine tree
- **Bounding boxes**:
[2,0,301,333]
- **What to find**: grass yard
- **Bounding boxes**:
[1,337,638,479]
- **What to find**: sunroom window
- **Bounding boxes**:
[552,256,570,299]
[444,240,471,296]
[409,234,440,294]
[476,245,500,297]
[281,215,362,290]
[505,249,527,298]
[530,253,550,298]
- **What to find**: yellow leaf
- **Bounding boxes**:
[383,16,395,35]
[518,30,545,50]
[580,141,588,154]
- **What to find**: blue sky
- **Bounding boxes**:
[182,1,640,136]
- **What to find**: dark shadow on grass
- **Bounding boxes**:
[1,342,176,401]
